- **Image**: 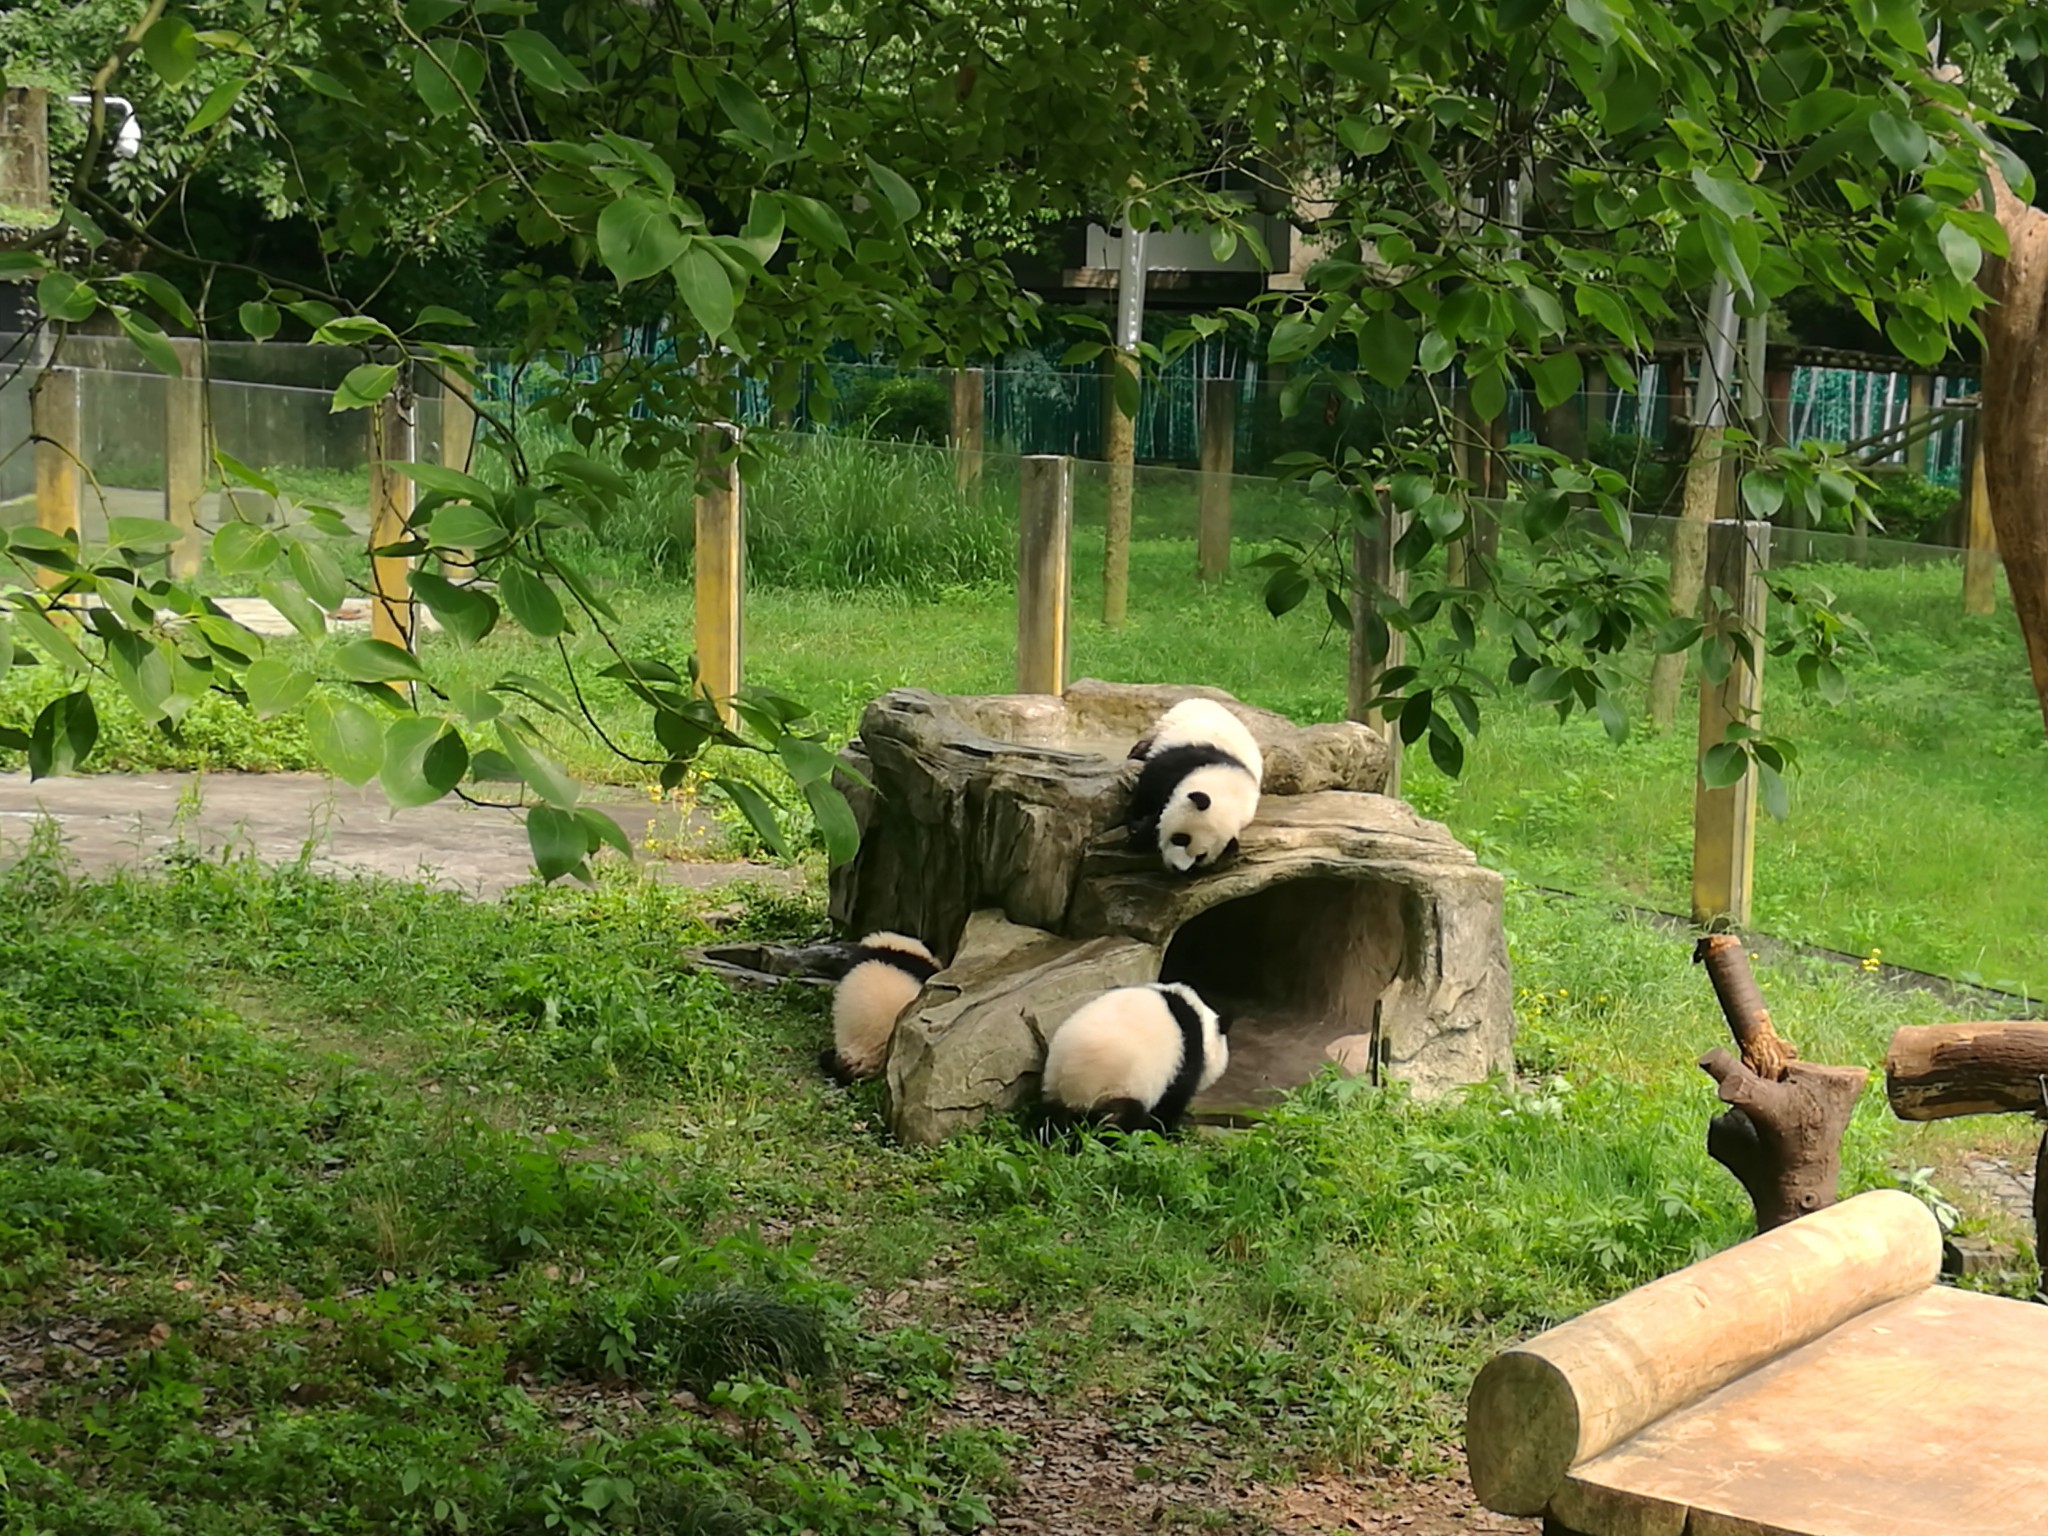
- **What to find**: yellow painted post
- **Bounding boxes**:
[1197,377,1236,581]
[366,375,416,659]
[1691,518,1771,930]
[694,426,744,722]
[1347,488,1409,798]
[1963,426,1997,617]
[1016,454,1072,696]
[438,347,479,584]
[32,365,80,555]
[950,367,984,494]
[164,337,205,578]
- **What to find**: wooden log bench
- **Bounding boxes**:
[1465,1188,2048,1535]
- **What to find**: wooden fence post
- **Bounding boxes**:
[950,367,984,494]
[694,425,745,722]
[367,372,416,659]
[1197,377,1235,580]
[1102,349,1137,626]
[1017,454,1072,696]
[438,347,479,584]
[1691,518,1771,930]
[1347,489,1409,798]
[32,365,80,554]
[1962,426,1997,617]
[165,337,205,578]
[1903,374,1932,476]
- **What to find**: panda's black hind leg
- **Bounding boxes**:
[818,1048,860,1086]
[1093,1098,1171,1136]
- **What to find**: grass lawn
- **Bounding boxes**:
[1,824,2034,1534]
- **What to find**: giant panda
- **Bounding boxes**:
[1031,981,1231,1140]
[819,932,939,1084]
[1125,698,1265,875]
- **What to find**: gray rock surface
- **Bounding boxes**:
[886,910,1161,1145]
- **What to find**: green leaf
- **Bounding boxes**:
[447,679,503,724]
[393,460,493,503]
[1529,351,1582,411]
[781,194,849,254]
[115,309,182,378]
[1690,167,1755,221]
[258,579,328,641]
[496,28,592,93]
[1469,364,1507,422]
[495,721,580,808]
[12,604,89,672]
[576,807,633,860]
[1263,567,1312,617]
[737,192,785,264]
[1417,330,1454,375]
[597,194,687,287]
[1871,0,1925,51]
[408,569,498,645]
[673,246,736,339]
[305,696,386,786]
[186,77,244,132]
[804,779,861,866]
[381,717,467,809]
[239,300,280,341]
[1359,311,1414,390]
[102,628,173,723]
[864,155,922,225]
[27,692,98,778]
[711,73,778,147]
[142,14,199,86]
[1869,111,1929,171]
[244,658,316,716]
[414,304,474,330]
[122,271,197,329]
[776,736,841,788]
[526,804,590,883]
[411,38,484,117]
[427,504,508,551]
[497,564,566,637]
[106,516,182,551]
[334,638,426,684]
[1268,315,1317,363]
[1936,222,1982,284]
[713,776,790,859]
[288,541,349,611]
[1700,740,1748,790]
[1563,0,1617,45]
[36,272,96,323]
[1740,472,1785,517]
[332,364,399,412]
[1757,761,1790,820]
[284,65,358,103]
[211,522,280,576]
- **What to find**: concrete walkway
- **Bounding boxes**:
[0,771,798,898]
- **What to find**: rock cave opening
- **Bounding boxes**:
[1157,874,1409,1114]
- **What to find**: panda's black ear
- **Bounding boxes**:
[1188,790,1211,811]
[1223,837,1240,860]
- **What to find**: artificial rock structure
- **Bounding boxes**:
[828,680,1513,1145]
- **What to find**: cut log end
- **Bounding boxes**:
[1884,1022,2048,1122]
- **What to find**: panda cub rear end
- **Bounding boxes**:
[1034,981,1230,1140]
[822,932,939,1084]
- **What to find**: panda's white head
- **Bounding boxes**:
[1158,764,1257,873]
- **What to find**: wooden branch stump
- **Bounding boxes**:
[1693,934,1865,1232]
[1700,1050,1869,1232]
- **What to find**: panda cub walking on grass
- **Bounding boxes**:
[1031,982,1230,1141]
[1126,699,1264,875]
[820,932,939,1084]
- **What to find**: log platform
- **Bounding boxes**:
[1466,1189,2048,1536]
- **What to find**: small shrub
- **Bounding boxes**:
[544,1277,833,1390]
[828,372,953,443]
[1859,469,1957,543]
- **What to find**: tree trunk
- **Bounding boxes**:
[1884,1021,2048,1120]
[1979,168,2048,735]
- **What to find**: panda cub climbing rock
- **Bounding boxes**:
[1032,982,1230,1140]
[1126,698,1265,874]
[820,932,939,1084]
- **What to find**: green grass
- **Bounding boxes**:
[0,829,2029,1532]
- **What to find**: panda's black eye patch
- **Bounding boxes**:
[1188,791,1211,811]
[1170,833,1191,847]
